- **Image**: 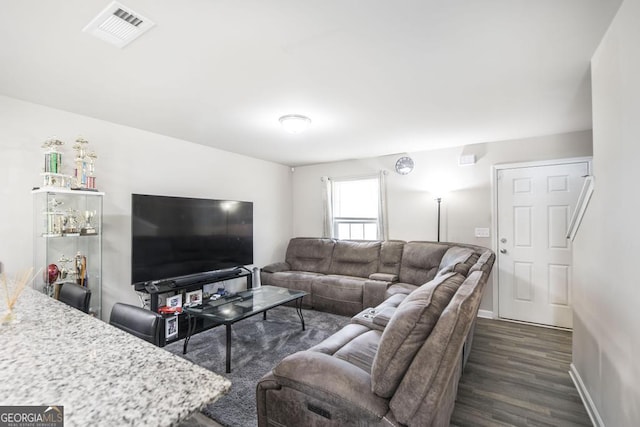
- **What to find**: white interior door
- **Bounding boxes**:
[497,161,589,328]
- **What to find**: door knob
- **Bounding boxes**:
[500,249,507,254]
[500,238,507,243]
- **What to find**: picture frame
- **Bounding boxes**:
[166,294,182,309]
[185,289,203,307]
[165,315,178,339]
[157,292,172,308]
[202,283,215,299]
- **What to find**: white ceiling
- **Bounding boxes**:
[0,0,621,166]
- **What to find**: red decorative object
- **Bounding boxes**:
[46,264,60,284]
[158,306,182,315]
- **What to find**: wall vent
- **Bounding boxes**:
[83,1,155,48]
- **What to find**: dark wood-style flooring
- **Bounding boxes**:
[182,317,591,427]
[451,317,591,427]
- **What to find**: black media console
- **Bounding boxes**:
[137,267,253,346]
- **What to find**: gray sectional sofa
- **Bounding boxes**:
[261,237,491,317]
[257,237,495,426]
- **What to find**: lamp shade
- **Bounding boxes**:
[279,114,311,134]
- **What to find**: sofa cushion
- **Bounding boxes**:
[328,240,381,278]
[334,329,382,373]
[312,275,366,316]
[309,323,372,355]
[398,242,449,285]
[267,271,321,307]
[378,240,405,276]
[456,252,480,275]
[390,271,485,426]
[285,238,335,273]
[371,272,465,398]
[437,246,475,276]
[469,250,494,274]
[385,282,418,299]
[378,293,407,309]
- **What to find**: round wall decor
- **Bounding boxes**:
[395,156,414,175]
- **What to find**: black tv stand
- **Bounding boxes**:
[138,268,253,346]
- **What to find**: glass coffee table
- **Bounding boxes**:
[182,285,307,373]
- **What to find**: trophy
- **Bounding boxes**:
[41,138,69,188]
[81,210,97,235]
[57,255,73,280]
[72,137,98,190]
[63,209,80,235]
[42,138,63,174]
[75,252,88,288]
[44,197,64,236]
[86,152,97,190]
[73,137,88,189]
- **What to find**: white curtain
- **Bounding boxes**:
[321,172,388,241]
[377,170,389,240]
[321,176,333,238]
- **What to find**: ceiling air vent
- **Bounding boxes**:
[83,1,155,48]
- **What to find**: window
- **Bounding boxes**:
[324,174,387,240]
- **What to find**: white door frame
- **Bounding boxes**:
[490,156,592,320]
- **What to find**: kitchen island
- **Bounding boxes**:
[0,287,230,426]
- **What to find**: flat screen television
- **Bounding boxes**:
[131,194,253,286]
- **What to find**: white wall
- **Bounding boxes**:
[292,130,592,312]
[572,0,640,425]
[0,95,293,319]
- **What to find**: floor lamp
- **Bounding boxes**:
[436,197,442,242]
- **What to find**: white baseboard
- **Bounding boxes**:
[477,309,494,319]
[569,363,604,427]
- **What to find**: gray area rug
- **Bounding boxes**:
[165,306,349,427]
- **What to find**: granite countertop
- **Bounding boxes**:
[0,287,231,427]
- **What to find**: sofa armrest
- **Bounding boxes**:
[272,351,389,419]
[256,372,281,424]
[369,273,398,282]
[372,306,395,328]
[351,306,396,330]
[363,279,392,308]
[261,261,291,273]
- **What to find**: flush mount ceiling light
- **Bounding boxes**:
[279,114,312,134]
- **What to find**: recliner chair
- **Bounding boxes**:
[109,303,163,346]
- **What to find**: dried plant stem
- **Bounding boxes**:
[1,268,38,324]
[2,272,9,308]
